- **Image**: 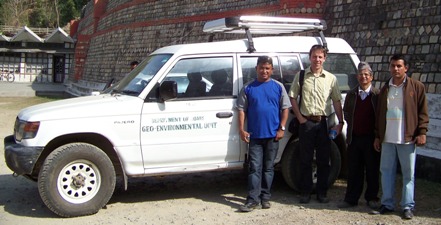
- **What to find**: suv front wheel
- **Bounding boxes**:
[38,143,116,217]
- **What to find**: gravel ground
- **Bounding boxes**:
[1,97,440,225]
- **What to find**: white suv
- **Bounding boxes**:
[4,16,360,217]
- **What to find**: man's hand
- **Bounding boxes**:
[240,130,250,143]
[299,116,307,124]
[275,130,284,141]
[415,134,426,146]
[373,138,381,152]
[336,123,343,135]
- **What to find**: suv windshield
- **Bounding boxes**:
[107,54,173,96]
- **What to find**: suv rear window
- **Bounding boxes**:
[300,53,358,92]
[240,54,357,93]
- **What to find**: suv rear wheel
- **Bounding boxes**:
[281,140,341,192]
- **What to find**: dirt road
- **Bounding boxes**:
[1,97,440,225]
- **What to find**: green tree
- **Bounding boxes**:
[60,0,77,26]
[1,0,88,28]
[0,0,35,27]
[29,0,57,27]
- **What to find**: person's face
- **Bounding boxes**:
[130,64,137,71]
[357,68,373,86]
[256,62,273,82]
[309,49,326,72]
[389,59,408,80]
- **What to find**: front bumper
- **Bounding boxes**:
[4,135,44,176]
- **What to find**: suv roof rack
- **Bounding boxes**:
[203,16,327,53]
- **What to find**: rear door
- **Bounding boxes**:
[238,54,302,162]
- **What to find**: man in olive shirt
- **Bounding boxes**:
[289,44,344,203]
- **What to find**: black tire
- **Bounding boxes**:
[281,140,341,192]
[38,143,116,217]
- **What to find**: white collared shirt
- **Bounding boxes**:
[358,85,372,100]
[384,76,408,144]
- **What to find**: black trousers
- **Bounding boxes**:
[298,119,331,195]
[344,135,380,204]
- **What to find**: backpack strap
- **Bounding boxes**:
[298,70,305,108]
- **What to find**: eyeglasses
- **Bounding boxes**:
[357,73,372,77]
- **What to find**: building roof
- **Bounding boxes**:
[1,26,74,43]
[10,26,43,43]
[45,27,74,43]
[0,34,10,41]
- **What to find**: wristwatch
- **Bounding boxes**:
[280,126,285,131]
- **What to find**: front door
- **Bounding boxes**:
[53,56,65,83]
[140,55,241,173]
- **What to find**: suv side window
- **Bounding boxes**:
[280,56,302,91]
[240,56,279,85]
[162,57,233,98]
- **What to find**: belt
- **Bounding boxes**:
[304,115,326,123]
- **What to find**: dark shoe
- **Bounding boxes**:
[239,202,259,212]
[261,201,271,209]
[317,194,329,203]
[338,201,356,208]
[403,209,413,220]
[370,205,394,215]
[299,194,311,204]
[367,200,380,209]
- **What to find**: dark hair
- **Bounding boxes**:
[309,44,328,57]
[390,54,408,67]
[256,56,273,66]
[130,61,139,66]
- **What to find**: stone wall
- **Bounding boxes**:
[68,0,441,181]
[324,0,441,94]
[323,0,441,160]
[70,0,326,86]
[70,0,440,148]
[71,0,440,139]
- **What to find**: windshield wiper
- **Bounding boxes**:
[110,89,122,95]
[121,90,140,96]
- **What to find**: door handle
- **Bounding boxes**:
[216,112,233,118]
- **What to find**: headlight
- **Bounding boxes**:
[14,118,40,141]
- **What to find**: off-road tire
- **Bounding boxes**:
[38,143,116,217]
[281,140,341,192]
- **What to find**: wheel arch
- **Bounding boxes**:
[31,133,126,186]
[279,133,343,192]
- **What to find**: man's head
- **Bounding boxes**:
[255,56,273,82]
[309,45,327,73]
[357,61,373,88]
[130,61,139,70]
[389,54,408,81]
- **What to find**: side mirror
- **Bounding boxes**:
[159,80,177,102]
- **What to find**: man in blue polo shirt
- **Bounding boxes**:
[236,56,291,212]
